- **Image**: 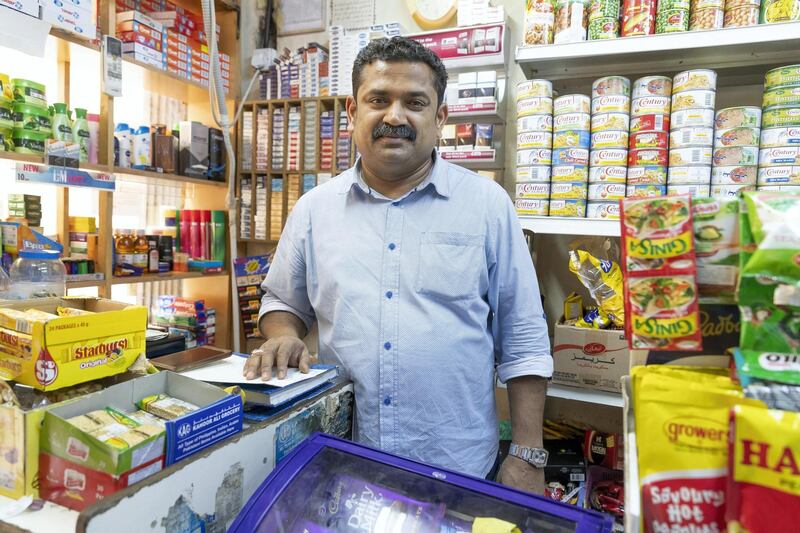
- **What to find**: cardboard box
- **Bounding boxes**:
[0,0,40,18]
[179,121,209,179]
[116,10,165,33]
[42,2,96,40]
[122,41,163,63]
[552,323,630,393]
[0,298,147,391]
[41,372,243,475]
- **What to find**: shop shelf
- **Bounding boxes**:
[515,22,800,81]
[110,270,228,284]
[113,166,228,188]
[49,27,101,51]
[66,279,106,289]
[447,102,505,124]
[519,216,621,237]
[122,56,230,94]
[546,383,623,407]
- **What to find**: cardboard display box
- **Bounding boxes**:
[552,323,631,393]
[0,297,147,391]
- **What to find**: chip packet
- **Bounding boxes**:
[568,250,625,327]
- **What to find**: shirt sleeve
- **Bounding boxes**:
[488,191,553,383]
[258,199,316,332]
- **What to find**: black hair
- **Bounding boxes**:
[351,36,448,106]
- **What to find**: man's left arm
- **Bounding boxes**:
[487,190,553,494]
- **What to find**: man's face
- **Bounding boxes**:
[347,60,447,177]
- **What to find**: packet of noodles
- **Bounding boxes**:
[621,196,695,273]
[727,405,800,533]
[568,250,625,327]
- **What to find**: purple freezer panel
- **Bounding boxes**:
[230,433,613,533]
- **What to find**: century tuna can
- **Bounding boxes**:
[591,130,629,149]
[671,108,715,129]
[590,148,628,166]
[516,165,552,183]
[656,8,690,32]
[626,184,668,197]
[711,165,758,185]
[672,69,717,93]
[759,146,800,166]
[518,131,553,149]
[667,183,711,196]
[555,112,592,131]
[591,95,631,114]
[591,112,630,132]
[589,165,628,182]
[518,114,554,133]
[552,164,590,182]
[711,184,755,197]
[714,127,761,148]
[517,79,554,99]
[760,127,800,147]
[632,76,673,98]
[549,198,588,217]
[515,198,550,216]
[669,146,713,166]
[758,166,800,185]
[762,106,800,128]
[588,182,626,200]
[517,97,554,116]
[714,146,759,166]
[553,147,590,166]
[517,148,553,166]
[586,201,620,219]
[670,127,715,148]
[671,89,716,112]
[630,131,669,150]
[554,95,591,115]
[765,65,800,90]
[629,148,669,166]
[588,17,620,39]
[626,165,668,184]
[553,130,591,149]
[714,106,762,129]
[550,182,589,199]
[592,76,631,98]
[631,96,671,116]
[516,182,551,199]
[763,86,800,109]
[630,114,670,133]
[668,165,712,184]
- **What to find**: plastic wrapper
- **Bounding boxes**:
[575,307,614,328]
[139,393,199,420]
[568,250,625,327]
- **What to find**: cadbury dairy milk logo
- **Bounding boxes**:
[664,417,728,449]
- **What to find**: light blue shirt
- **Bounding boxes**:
[259,154,552,477]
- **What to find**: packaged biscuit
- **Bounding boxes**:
[671,89,716,112]
[0,308,50,335]
[630,113,671,133]
[621,195,696,273]
[516,198,550,216]
[553,147,590,166]
[0,327,33,359]
[762,106,800,128]
[631,96,671,116]
[568,249,625,326]
[765,64,800,89]
[591,95,631,114]
[139,394,200,420]
[517,131,553,149]
[671,108,715,129]
[693,197,740,299]
[672,68,717,92]
[727,405,800,533]
[591,130,629,149]
[627,165,668,185]
[712,184,754,197]
[516,182,551,199]
[517,165,552,183]
[760,126,800,148]
[759,146,800,166]
[552,164,590,181]
[590,148,628,166]
[549,198,588,216]
[555,112,592,131]
[714,126,761,148]
[668,165,712,184]
[714,146,760,166]
[517,79,554,99]
[632,76,673,98]
[669,146,713,166]
[586,201,620,219]
[757,166,800,185]
[589,165,628,183]
[763,86,800,109]
[554,94,591,114]
[588,182,626,200]
[550,181,589,199]
[712,165,758,185]
[517,148,553,166]
[592,76,631,98]
[715,106,762,129]
[553,129,591,149]
[670,126,715,148]
[668,184,711,196]
[518,114,554,132]
[591,112,630,132]
[630,148,669,166]
[68,409,120,433]
[626,184,667,197]
[517,96,554,117]
[630,131,668,150]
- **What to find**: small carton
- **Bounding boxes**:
[439,125,456,152]
[457,72,477,105]
[552,321,631,393]
[179,121,210,179]
[476,71,497,104]
[456,123,475,151]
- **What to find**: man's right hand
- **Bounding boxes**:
[243,336,313,381]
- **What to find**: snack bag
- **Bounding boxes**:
[727,405,800,533]
[621,196,695,273]
[693,198,740,302]
[626,275,702,350]
[733,348,800,411]
[568,250,625,327]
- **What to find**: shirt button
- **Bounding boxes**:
[388,243,396,250]
[383,396,392,406]
[384,341,391,350]
[392,201,400,206]
[386,291,393,299]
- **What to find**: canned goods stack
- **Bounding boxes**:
[515,80,555,217]
[588,0,620,39]
[723,0,761,27]
[667,69,717,198]
[627,75,672,198]
[689,0,725,29]
[757,65,800,193]
[550,93,591,217]
[656,0,690,33]
[587,76,630,219]
[712,107,761,197]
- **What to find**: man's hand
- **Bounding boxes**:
[243,336,313,381]
[496,454,545,495]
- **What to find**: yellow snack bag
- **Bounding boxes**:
[568,250,625,327]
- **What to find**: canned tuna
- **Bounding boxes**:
[669,146,713,166]
[626,165,668,184]
[553,130,592,149]
[762,86,800,109]
[554,94,591,114]
[713,146,759,166]
[517,131,553,149]
[518,114,554,133]
[671,89,716,111]
[668,165,712,184]
[631,96,671,116]
[517,80,554,99]
[714,106,762,129]
[762,106,800,128]
[590,148,628,166]
[555,112,592,131]
[553,148,591,165]
[591,130,629,149]
[517,148,553,166]
[760,127,800,147]
[515,198,550,216]
[714,127,761,148]
[591,112,631,132]
[589,166,628,182]
[757,166,800,185]
[711,165,758,185]
[516,165,552,183]
[629,148,669,166]
[632,76,672,98]
[711,184,755,197]
[549,199,588,216]
[765,65,800,90]
[518,97,554,116]
[630,114,670,133]
[626,184,668,197]
[516,182,551,199]
[759,146,800,166]
[672,69,717,93]
[588,182,626,200]
[586,201,621,219]
[592,76,631,98]
[551,182,589,199]
[667,184,711,196]
[591,95,631,114]
[670,127,715,148]
[671,108,715,129]
[552,164,590,182]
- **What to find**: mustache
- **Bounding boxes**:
[372,123,416,141]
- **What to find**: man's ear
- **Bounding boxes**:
[436,103,448,133]
[346,95,356,133]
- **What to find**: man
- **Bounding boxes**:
[244,36,552,493]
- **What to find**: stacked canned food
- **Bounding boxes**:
[587,76,630,218]
[656,0,691,32]
[689,0,725,29]
[588,0,620,39]
[712,107,760,196]
[758,65,800,192]
[515,79,555,216]
[723,0,761,27]
[550,94,591,216]
[627,75,671,198]
[667,69,717,197]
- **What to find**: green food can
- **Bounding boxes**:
[588,16,620,38]
[12,103,51,133]
[656,8,690,31]
[11,78,46,107]
[589,0,621,18]
[12,128,48,155]
[760,0,800,23]
[762,105,800,128]
[0,128,12,152]
[659,0,691,9]
[765,64,800,89]
[763,86,800,109]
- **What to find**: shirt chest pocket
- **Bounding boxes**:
[416,232,486,302]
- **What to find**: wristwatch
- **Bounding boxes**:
[508,443,549,468]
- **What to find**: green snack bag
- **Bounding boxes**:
[693,197,739,302]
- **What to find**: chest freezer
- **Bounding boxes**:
[230,433,613,533]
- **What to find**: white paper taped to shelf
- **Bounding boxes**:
[0,8,50,57]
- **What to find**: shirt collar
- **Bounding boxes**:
[337,151,451,199]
